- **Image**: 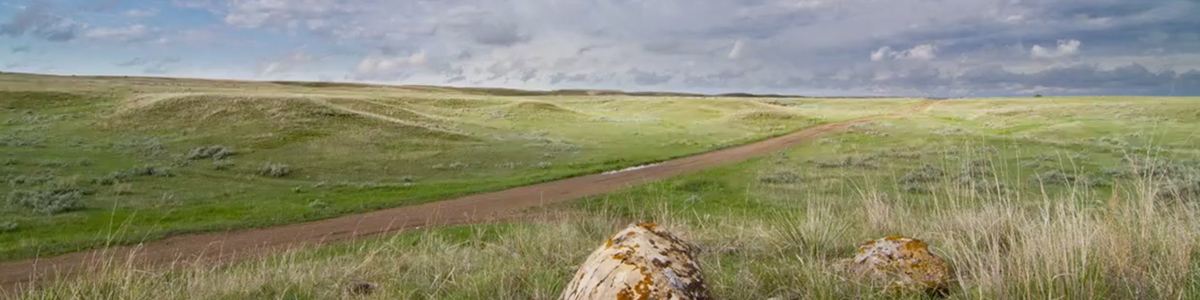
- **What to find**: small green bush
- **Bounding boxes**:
[213,160,234,171]
[0,221,16,232]
[37,160,69,168]
[128,165,173,177]
[258,163,292,178]
[7,183,91,214]
[186,146,236,160]
[758,170,802,184]
[92,165,172,185]
[899,163,943,184]
[5,173,57,185]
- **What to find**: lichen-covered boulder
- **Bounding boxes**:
[841,236,953,295]
[560,223,711,300]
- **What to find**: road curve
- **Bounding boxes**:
[0,100,936,294]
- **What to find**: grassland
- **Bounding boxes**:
[3,73,1199,299]
[0,73,925,261]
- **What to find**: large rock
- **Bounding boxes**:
[560,223,711,300]
[841,236,953,295]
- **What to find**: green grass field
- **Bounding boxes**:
[4,74,1200,299]
[0,73,923,260]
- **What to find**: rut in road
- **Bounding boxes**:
[0,100,937,294]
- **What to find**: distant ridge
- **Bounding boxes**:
[0,71,899,98]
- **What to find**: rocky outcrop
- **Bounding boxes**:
[559,223,711,300]
[840,236,953,295]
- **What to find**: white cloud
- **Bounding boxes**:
[1031,39,1081,59]
[870,46,892,62]
[870,44,937,61]
[124,9,159,18]
[258,52,318,75]
[84,24,156,43]
[904,44,937,60]
[353,51,428,80]
[728,40,746,59]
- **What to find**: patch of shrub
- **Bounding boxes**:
[1091,136,1129,147]
[213,160,234,171]
[258,163,293,178]
[1155,180,1200,201]
[430,162,469,170]
[877,151,922,159]
[114,137,168,157]
[814,157,879,169]
[0,221,16,232]
[1103,168,1132,178]
[93,171,130,185]
[5,173,57,186]
[7,183,91,214]
[308,200,329,209]
[92,165,172,185]
[128,165,173,177]
[759,170,802,184]
[113,183,134,196]
[2,158,18,166]
[1123,157,1200,201]
[0,135,45,148]
[186,145,237,160]
[1031,170,1109,187]
[933,127,974,136]
[37,160,69,168]
[902,184,931,194]
[899,163,943,184]
[1031,170,1100,186]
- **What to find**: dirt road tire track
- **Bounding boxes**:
[0,100,936,295]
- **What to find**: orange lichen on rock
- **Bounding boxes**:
[841,236,953,295]
[559,223,711,300]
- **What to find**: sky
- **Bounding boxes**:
[2,0,1199,97]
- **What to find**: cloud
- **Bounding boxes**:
[258,52,319,75]
[115,57,181,74]
[0,0,80,41]
[870,44,938,61]
[84,25,160,43]
[11,45,31,53]
[1031,39,1082,59]
[116,58,148,67]
[870,47,892,62]
[124,9,160,18]
[352,51,428,80]
[728,40,746,59]
[628,69,673,86]
[454,21,528,46]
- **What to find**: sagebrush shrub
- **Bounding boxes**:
[759,170,802,184]
[186,146,236,160]
[258,163,292,177]
[213,160,234,170]
[7,183,90,214]
[92,165,172,185]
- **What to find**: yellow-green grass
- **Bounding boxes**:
[0,73,921,260]
[10,96,1200,299]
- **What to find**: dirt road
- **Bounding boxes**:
[0,100,935,294]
